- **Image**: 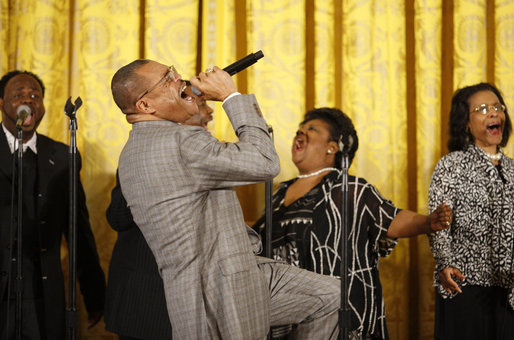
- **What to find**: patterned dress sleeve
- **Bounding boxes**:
[354,178,399,258]
[428,157,458,271]
[428,155,464,299]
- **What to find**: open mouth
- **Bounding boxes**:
[180,84,194,102]
[293,136,306,152]
[22,113,34,126]
[487,123,501,135]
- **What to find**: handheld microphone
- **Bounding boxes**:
[223,50,264,76]
[189,50,264,96]
[16,105,31,129]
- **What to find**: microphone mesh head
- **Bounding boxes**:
[15,105,31,129]
[16,104,32,117]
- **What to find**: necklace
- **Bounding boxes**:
[297,167,338,179]
[486,151,502,161]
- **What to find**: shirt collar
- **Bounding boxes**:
[2,123,38,154]
[466,143,503,163]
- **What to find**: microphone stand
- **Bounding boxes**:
[64,97,82,340]
[338,138,352,340]
[265,125,274,259]
[264,125,273,340]
[15,127,24,340]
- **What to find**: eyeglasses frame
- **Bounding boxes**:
[137,65,178,101]
[471,103,506,115]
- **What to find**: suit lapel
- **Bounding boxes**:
[36,134,57,197]
[0,124,15,182]
[35,135,60,249]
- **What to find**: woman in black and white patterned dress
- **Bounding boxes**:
[254,107,452,339]
[429,83,514,339]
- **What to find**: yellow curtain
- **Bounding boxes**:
[1,1,513,339]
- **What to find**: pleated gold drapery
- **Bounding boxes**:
[1,1,513,339]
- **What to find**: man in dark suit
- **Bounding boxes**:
[104,88,213,340]
[104,171,172,340]
[0,70,106,339]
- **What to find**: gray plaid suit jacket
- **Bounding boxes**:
[118,94,279,339]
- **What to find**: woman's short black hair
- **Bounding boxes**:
[448,82,512,151]
[301,107,359,168]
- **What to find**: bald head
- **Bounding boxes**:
[111,59,151,114]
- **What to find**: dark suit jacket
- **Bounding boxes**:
[104,171,172,339]
[0,126,106,339]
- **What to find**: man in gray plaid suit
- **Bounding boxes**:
[111,59,340,339]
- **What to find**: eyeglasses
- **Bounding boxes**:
[471,103,506,115]
[137,65,179,101]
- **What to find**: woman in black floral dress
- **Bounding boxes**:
[429,83,514,339]
[254,107,452,339]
